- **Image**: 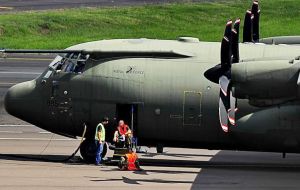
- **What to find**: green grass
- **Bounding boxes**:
[0,0,299,49]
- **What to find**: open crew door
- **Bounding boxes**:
[116,104,138,136]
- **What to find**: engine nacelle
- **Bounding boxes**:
[231,105,300,151]
[231,60,300,102]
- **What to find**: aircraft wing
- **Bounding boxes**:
[259,36,300,45]
[0,49,192,59]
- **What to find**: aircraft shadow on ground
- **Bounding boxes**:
[140,152,215,158]
[89,176,194,185]
[105,168,200,175]
[1,152,300,172]
[189,151,300,189]
[2,151,300,188]
[0,153,82,163]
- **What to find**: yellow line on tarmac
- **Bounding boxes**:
[0,6,14,10]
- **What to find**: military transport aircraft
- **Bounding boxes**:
[2,1,300,162]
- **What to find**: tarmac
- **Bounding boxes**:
[0,0,220,12]
[2,125,300,189]
[1,0,300,188]
[2,54,300,189]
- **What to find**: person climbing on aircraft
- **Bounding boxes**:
[95,117,109,165]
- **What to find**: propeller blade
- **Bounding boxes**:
[243,10,253,43]
[219,75,230,96]
[232,18,241,63]
[228,90,236,126]
[221,20,233,69]
[219,94,229,133]
[219,75,231,132]
[251,1,260,42]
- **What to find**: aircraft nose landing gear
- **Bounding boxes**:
[80,139,108,163]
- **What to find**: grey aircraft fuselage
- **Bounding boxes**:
[4,38,300,153]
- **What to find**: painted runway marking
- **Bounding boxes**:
[0,82,17,86]
[0,71,41,75]
[38,131,52,134]
[0,131,23,134]
[0,138,78,141]
[0,57,52,61]
[0,124,34,127]
[0,6,13,10]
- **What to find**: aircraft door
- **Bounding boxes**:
[115,104,138,136]
[183,91,202,126]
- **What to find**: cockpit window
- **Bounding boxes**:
[61,53,89,74]
[49,56,63,70]
[42,53,89,80]
[49,53,89,74]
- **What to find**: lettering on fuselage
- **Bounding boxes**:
[113,66,144,75]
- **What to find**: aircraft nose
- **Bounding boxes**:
[4,80,40,122]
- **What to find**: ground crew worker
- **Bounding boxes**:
[118,150,141,171]
[125,151,140,171]
[113,120,132,148]
[95,117,109,165]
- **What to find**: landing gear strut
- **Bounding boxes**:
[156,143,164,153]
[80,139,108,163]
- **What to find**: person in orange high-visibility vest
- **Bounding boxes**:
[125,151,140,171]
